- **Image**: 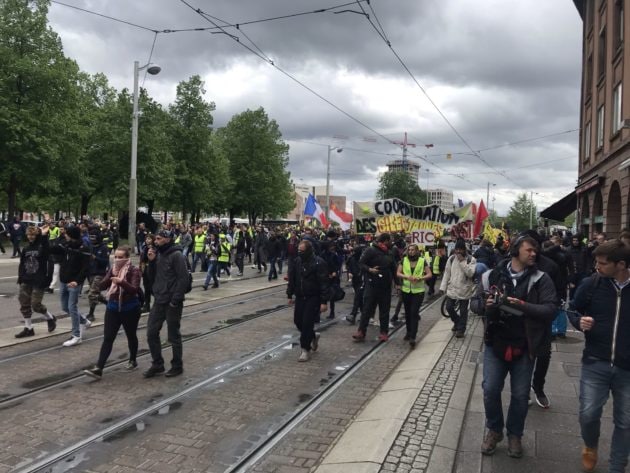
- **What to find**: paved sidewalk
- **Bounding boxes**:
[314,312,616,473]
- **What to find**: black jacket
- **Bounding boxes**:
[472,258,557,358]
[18,235,50,288]
[359,244,397,288]
[50,239,91,285]
[287,255,330,304]
[569,274,630,370]
[89,242,110,276]
[152,243,189,306]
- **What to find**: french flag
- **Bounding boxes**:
[304,194,329,227]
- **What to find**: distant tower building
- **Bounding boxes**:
[386,159,421,182]
[427,188,454,212]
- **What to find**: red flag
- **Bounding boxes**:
[473,199,489,238]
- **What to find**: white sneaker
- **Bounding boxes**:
[298,349,310,362]
[83,318,92,329]
[62,336,82,347]
[371,319,380,326]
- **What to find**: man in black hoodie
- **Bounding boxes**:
[144,229,189,378]
[287,239,330,362]
[15,225,57,338]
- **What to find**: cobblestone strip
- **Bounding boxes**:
[379,316,481,473]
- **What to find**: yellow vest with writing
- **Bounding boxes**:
[401,256,425,294]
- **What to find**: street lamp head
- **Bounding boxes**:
[146,65,161,75]
[336,148,343,153]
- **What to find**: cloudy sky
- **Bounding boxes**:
[47,0,583,216]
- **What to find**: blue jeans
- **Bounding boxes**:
[59,282,84,338]
[192,252,206,272]
[580,360,630,473]
[482,346,534,437]
[204,260,218,287]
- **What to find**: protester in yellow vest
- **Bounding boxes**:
[218,234,232,278]
[396,244,432,348]
[192,227,207,272]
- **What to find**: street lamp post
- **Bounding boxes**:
[128,60,161,243]
[325,146,342,221]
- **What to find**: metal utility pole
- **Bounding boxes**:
[325,146,342,220]
[529,191,534,229]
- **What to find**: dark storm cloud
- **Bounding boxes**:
[47,0,583,214]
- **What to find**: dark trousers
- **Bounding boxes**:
[97,306,141,368]
[219,261,231,276]
[11,238,21,257]
[0,236,5,253]
[294,295,319,350]
[402,291,424,340]
[268,257,277,280]
[350,279,363,315]
[393,294,404,319]
[147,302,183,369]
[359,284,392,334]
[532,346,552,394]
[446,297,469,332]
[426,274,438,295]
[235,252,245,274]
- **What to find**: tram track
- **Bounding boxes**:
[0,285,287,364]
[0,293,290,408]
[14,297,441,473]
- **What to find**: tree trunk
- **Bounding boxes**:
[7,173,17,218]
[80,194,91,218]
[146,199,155,218]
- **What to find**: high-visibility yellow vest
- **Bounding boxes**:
[432,255,441,275]
[49,227,60,240]
[401,256,425,294]
[194,234,206,253]
[175,235,181,244]
[234,232,241,247]
[424,251,432,266]
[218,242,231,262]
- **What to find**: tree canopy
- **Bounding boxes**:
[375,170,429,206]
[506,193,536,232]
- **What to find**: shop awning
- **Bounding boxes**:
[540,191,577,221]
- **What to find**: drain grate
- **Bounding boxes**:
[468,349,481,364]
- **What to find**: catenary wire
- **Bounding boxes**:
[353,4,528,191]
[50,0,159,32]
[142,32,159,87]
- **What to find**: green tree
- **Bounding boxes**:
[215,107,293,223]
[168,75,228,222]
[375,170,429,206]
[0,0,81,217]
[506,193,536,232]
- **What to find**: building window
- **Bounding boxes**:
[597,105,605,149]
[614,0,624,48]
[584,122,592,161]
[612,83,623,134]
[598,26,607,80]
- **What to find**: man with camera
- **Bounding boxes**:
[471,235,556,459]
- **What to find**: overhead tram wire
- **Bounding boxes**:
[50,0,160,33]
[180,0,420,153]
[354,3,529,192]
[142,32,159,87]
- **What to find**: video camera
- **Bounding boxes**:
[485,286,524,317]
